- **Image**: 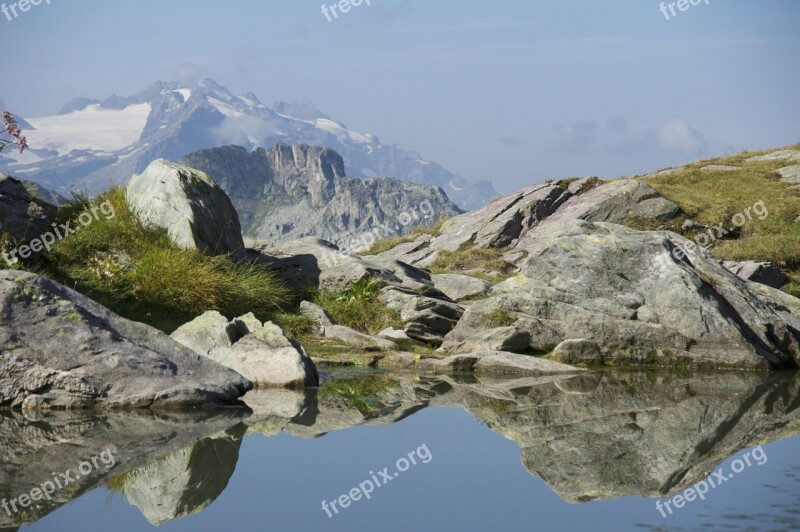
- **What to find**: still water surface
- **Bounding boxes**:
[4,369,800,531]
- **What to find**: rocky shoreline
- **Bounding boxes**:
[2,148,800,411]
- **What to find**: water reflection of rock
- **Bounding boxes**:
[123,424,245,525]
[248,371,800,503]
[0,409,248,528]
[2,370,800,528]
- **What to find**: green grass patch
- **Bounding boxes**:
[43,188,289,332]
[311,278,402,334]
[483,306,517,328]
[640,143,800,296]
[358,234,417,256]
[430,245,517,282]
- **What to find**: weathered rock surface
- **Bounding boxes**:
[0,174,58,249]
[552,339,604,366]
[126,159,245,256]
[379,286,464,345]
[180,143,461,244]
[746,149,800,162]
[171,311,319,388]
[431,273,493,302]
[375,178,681,268]
[441,220,800,369]
[778,164,800,182]
[0,270,252,410]
[417,351,586,376]
[723,260,787,289]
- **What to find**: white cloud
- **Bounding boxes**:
[657,119,708,153]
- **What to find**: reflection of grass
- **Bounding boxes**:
[106,471,129,493]
[318,374,398,416]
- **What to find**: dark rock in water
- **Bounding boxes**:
[0,270,252,410]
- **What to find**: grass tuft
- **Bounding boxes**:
[44,188,288,332]
[311,278,402,334]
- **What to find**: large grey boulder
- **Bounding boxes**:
[126,159,245,256]
[441,220,800,370]
[0,270,252,410]
[722,260,787,289]
[171,311,319,388]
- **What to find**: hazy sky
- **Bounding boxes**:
[1,0,798,193]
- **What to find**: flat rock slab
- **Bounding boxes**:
[0,270,252,410]
[746,150,800,163]
[778,165,800,182]
[417,351,586,376]
[700,165,740,172]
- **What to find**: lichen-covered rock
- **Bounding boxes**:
[441,220,800,370]
[0,174,58,254]
[0,270,252,410]
[379,287,464,345]
[431,273,492,302]
[552,339,604,366]
[171,312,319,388]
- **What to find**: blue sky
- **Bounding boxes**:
[1,0,798,193]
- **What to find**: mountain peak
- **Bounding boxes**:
[1,78,496,209]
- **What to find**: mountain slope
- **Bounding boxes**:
[1,79,495,209]
[180,143,463,245]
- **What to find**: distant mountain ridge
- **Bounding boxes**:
[0,78,495,210]
[180,143,462,244]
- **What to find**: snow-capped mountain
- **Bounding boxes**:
[0,79,495,210]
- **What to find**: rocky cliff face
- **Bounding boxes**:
[180,144,462,245]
